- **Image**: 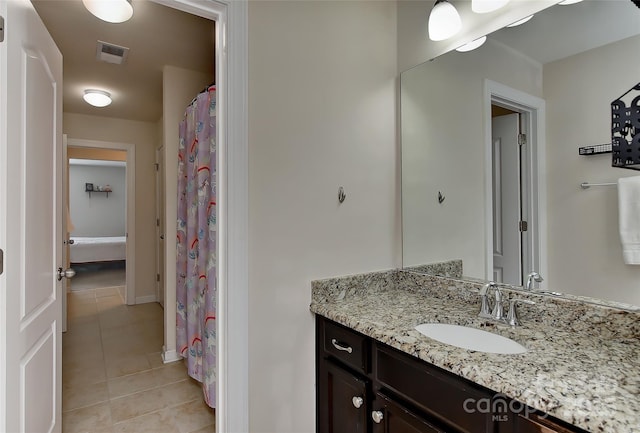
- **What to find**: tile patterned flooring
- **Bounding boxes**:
[63,285,215,433]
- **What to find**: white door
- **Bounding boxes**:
[0,1,64,432]
[492,113,522,285]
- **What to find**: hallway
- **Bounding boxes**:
[63,285,215,432]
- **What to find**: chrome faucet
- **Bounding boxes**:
[479,282,534,326]
[525,272,543,291]
[478,282,497,319]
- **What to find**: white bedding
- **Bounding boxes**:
[70,236,126,263]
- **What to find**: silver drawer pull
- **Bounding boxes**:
[372,410,384,424]
[331,338,353,354]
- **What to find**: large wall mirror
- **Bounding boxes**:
[401,0,640,306]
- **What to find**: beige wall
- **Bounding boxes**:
[68,147,126,161]
[544,34,640,306]
[161,65,213,358]
[64,113,158,301]
[248,2,398,431]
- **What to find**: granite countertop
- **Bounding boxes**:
[310,269,640,433]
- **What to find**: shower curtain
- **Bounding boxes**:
[176,85,217,408]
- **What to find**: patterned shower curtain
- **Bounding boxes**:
[176,85,217,408]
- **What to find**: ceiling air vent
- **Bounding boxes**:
[96,40,130,65]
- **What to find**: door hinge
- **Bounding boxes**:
[0,249,3,275]
[156,218,160,227]
[156,273,160,282]
[0,16,4,43]
[519,221,528,232]
[518,133,527,146]
[154,163,159,171]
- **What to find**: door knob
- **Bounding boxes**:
[68,239,75,245]
[57,267,76,281]
[371,411,384,424]
[160,234,165,240]
[352,396,364,409]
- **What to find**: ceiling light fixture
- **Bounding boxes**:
[83,89,112,107]
[428,0,462,41]
[507,14,534,27]
[558,0,583,4]
[82,0,134,23]
[472,0,510,14]
[455,36,487,52]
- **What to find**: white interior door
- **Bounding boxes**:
[492,113,522,285]
[0,1,64,432]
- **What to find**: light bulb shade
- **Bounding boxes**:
[83,89,112,107]
[428,0,462,41]
[82,0,133,23]
[456,36,487,52]
[472,0,510,14]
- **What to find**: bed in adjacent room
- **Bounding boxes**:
[70,236,126,263]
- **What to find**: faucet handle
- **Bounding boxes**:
[491,287,504,321]
[506,298,536,327]
[478,282,496,318]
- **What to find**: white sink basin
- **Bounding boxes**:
[415,323,527,354]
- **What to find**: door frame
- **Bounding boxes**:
[483,79,547,288]
[66,138,136,305]
[155,146,165,308]
[150,1,248,432]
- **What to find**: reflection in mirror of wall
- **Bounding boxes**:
[401,0,640,306]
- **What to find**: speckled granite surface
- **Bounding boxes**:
[310,270,640,433]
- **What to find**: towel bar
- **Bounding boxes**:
[580,182,617,189]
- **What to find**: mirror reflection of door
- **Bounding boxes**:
[492,108,527,285]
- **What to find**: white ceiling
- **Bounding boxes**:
[490,0,640,65]
[32,0,215,122]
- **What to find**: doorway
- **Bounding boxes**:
[67,139,136,304]
[2,1,247,431]
[484,80,547,288]
[67,150,127,295]
[491,108,527,286]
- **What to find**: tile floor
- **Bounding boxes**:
[63,285,215,433]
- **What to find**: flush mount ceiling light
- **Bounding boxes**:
[472,0,510,14]
[507,14,534,27]
[428,0,462,41]
[82,0,133,23]
[83,89,112,107]
[455,36,487,52]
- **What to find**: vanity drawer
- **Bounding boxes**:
[374,344,493,433]
[321,318,370,374]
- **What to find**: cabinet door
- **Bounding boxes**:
[318,359,368,433]
[371,392,446,433]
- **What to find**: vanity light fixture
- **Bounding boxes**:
[455,36,487,52]
[82,0,134,23]
[472,0,510,14]
[507,14,533,27]
[428,0,462,41]
[83,89,112,107]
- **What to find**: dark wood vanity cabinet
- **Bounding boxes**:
[316,316,587,433]
[501,413,587,433]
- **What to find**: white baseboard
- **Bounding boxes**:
[135,295,157,304]
[162,347,182,364]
